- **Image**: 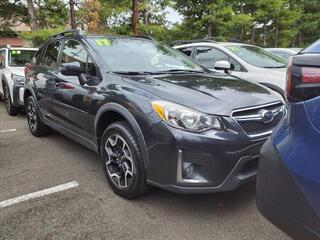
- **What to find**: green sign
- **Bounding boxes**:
[95,38,110,46]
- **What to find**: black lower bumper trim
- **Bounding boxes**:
[148,155,258,194]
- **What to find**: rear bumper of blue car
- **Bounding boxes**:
[256,138,320,240]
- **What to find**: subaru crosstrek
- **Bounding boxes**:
[0,45,38,115]
[24,31,284,199]
[257,52,320,238]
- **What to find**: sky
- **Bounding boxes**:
[164,6,183,25]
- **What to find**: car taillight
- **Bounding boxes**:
[301,67,320,83]
[285,57,293,99]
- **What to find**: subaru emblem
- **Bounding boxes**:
[260,110,274,123]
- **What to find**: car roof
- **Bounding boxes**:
[0,47,38,51]
[173,41,258,49]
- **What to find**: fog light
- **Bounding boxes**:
[184,164,195,179]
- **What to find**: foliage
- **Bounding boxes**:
[2,0,320,48]
[18,26,66,44]
[0,0,28,30]
[33,0,68,28]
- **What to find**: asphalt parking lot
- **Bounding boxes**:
[0,101,290,240]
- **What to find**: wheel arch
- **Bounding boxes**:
[95,103,150,169]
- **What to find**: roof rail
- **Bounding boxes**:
[51,29,80,39]
[170,39,217,46]
[131,35,154,40]
[203,37,240,43]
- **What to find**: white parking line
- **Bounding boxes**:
[0,129,17,133]
[0,181,79,208]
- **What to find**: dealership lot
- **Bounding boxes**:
[0,102,289,240]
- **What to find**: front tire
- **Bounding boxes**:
[26,96,51,137]
[101,121,149,199]
[3,84,19,116]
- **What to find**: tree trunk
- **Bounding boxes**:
[142,10,147,24]
[251,25,255,44]
[132,0,138,34]
[69,0,76,29]
[263,23,267,47]
[26,0,37,31]
[299,32,302,48]
[275,17,279,47]
[208,23,212,37]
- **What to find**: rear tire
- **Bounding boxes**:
[26,96,51,137]
[101,121,149,199]
[3,84,19,116]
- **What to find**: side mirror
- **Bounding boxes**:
[61,62,87,85]
[214,60,231,73]
[61,62,83,76]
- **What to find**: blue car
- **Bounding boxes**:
[257,43,320,239]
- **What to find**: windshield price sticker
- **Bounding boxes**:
[11,50,21,55]
[95,38,110,46]
[228,47,240,52]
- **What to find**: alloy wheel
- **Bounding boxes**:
[27,100,38,132]
[105,134,135,189]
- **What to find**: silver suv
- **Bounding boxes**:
[173,39,287,96]
[0,45,38,115]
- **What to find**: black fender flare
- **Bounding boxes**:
[95,103,150,169]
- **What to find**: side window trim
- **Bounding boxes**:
[196,45,247,72]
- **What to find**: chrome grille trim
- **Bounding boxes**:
[231,101,286,138]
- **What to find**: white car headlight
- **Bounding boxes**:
[152,101,225,132]
[11,73,25,83]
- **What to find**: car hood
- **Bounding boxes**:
[123,73,282,116]
[8,66,25,77]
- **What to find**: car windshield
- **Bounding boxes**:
[87,37,205,73]
[301,40,320,53]
[226,45,287,68]
[9,49,37,67]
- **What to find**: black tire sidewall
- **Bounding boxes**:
[101,122,147,199]
[4,85,18,116]
[26,96,50,137]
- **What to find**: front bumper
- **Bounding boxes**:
[145,121,266,194]
[257,138,320,240]
[12,83,24,107]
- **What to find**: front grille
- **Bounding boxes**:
[232,102,285,138]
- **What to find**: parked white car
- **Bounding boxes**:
[0,46,38,115]
[173,40,287,96]
[265,48,301,60]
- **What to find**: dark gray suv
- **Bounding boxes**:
[24,31,284,199]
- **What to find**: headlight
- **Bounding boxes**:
[152,101,225,132]
[11,73,25,83]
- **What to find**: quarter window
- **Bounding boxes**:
[178,47,193,57]
[41,41,61,69]
[195,47,242,71]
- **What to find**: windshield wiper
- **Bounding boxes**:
[153,69,207,74]
[111,71,153,75]
[263,65,286,69]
